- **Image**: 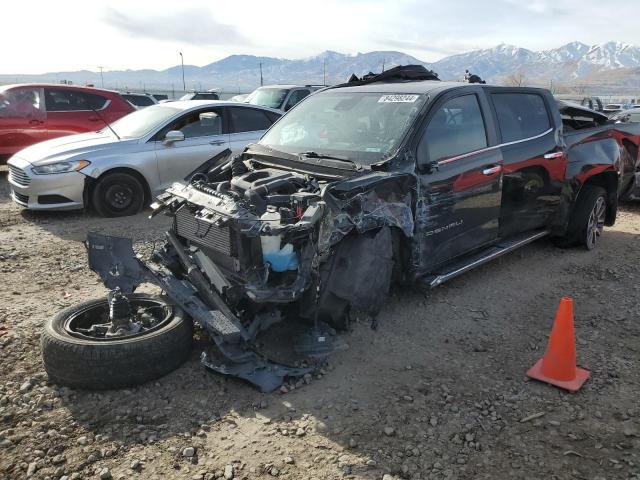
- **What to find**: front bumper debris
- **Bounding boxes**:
[85,232,317,392]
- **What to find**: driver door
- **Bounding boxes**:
[414,89,503,272]
[154,107,229,190]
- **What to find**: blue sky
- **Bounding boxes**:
[2,0,639,73]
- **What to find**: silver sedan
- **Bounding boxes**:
[7,100,281,216]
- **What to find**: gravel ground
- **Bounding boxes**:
[0,170,639,480]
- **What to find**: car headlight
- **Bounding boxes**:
[31,160,91,175]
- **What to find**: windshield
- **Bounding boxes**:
[107,105,181,139]
[259,91,427,165]
[246,87,290,109]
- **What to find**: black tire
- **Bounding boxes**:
[556,185,607,250]
[41,294,193,390]
[91,171,145,217]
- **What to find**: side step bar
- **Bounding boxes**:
[426,230,549,288]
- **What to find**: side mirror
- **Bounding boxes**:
[163,130,185,144]
[416,142,437,174]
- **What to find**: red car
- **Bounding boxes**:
[0,84,134,163]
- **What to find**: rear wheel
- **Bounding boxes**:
[556,185,607,250]
[91,172,145,217]
[41,294,193,389]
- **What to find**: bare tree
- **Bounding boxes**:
[505,71,527,87]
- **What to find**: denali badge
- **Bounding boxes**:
[425,219,464,237]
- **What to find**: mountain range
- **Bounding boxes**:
[2,41,639,94]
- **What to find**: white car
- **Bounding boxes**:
[244,85,324,112]
[7,101,282,217]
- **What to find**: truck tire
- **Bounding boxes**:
[557,185,607,250]
[91,171,146,217]
[41,294,192,390]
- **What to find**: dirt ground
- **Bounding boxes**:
[0,169,639,480]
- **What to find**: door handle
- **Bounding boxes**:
[28,119,43,125]
[543,151,564,159]
[482,165,502,176]
[209,140,225,146]
[88,116,101,122]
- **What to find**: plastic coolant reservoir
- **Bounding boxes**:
[260,207,298,272]
[260,207,281,255]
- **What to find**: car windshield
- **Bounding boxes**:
[107,105,181,139]
[246,88,290,109]
[259,91,427,165]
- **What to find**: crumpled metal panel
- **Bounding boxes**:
[318,173,416,252]
[85,233,146,294]
[201,350,311,393]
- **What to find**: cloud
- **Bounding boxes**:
[102,7,248,46]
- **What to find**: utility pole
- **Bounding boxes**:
[259,62,263,86]
[323,59,326,86]
[97,66,104,87]
[382,59,386,72]
[179,52,186,92]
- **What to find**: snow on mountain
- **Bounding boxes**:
[431,43,536,81]
[2,41,640,91]
[539,41,590,63]
[583,41,640,69]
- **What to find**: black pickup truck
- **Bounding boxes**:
[41,67,640,392]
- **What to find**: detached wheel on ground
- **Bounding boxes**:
[556,185,607,250]
[41,294,193,390]
[91,171,146,217]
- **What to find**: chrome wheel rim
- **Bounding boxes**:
[586,196,606,250]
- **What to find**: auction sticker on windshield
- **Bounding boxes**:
[378,94,420,103]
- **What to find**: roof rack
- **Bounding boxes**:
[335,65,440,89]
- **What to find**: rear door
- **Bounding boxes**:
[0,86,46,156]
[415,87,503,271]
[153,107,230,189]
[487,89,565,237]
[227,106,280,152]
[43,88,109,139]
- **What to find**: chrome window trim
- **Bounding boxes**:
[437,127,554,166]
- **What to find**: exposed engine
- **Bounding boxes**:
[153,160,328,312]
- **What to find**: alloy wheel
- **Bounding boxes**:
[586,196,606,250]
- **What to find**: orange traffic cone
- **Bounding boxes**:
[527,297,590,392]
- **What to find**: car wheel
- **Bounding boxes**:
[41,294,193,390]
[556,185,607,250]
[91,172,145,217]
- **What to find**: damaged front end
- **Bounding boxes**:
[86,149,415,391]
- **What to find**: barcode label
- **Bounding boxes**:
[378,94,419,103]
